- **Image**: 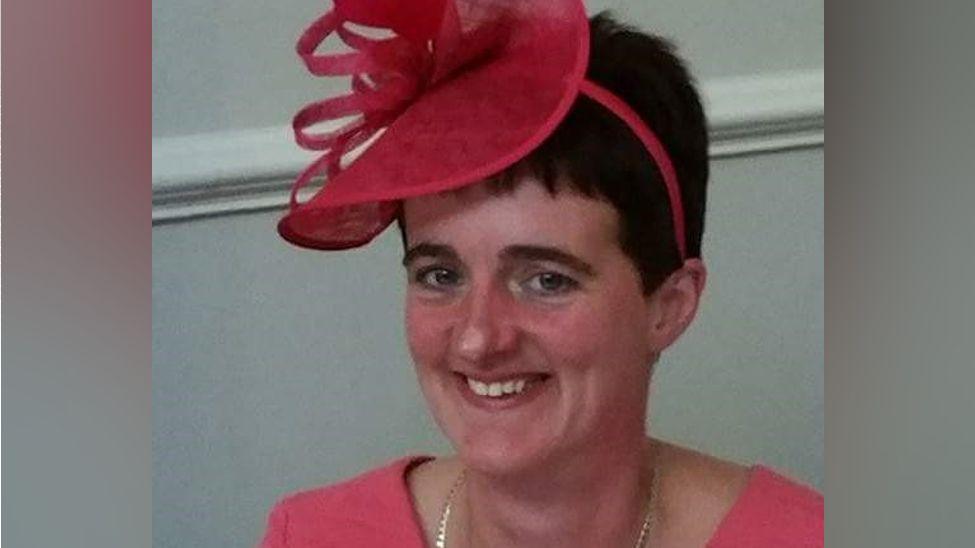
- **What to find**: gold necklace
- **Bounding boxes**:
[435,467,658,548]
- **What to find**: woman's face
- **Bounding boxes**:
[402,179,658,474]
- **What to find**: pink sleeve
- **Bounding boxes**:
[255,457,430,547]
[259,501,289,548]
[708,467,823,548]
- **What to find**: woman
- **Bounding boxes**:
[263,1,822,546]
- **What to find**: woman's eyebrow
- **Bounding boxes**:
[402,243,459,267]
[500,245,595,276]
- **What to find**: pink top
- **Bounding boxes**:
[260,456,823,547]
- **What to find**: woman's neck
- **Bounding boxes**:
[456,436,655,548]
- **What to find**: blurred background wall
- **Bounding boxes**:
[152,1,823,546]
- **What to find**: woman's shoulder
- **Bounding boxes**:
[653,441,751,545]
[259,455,431,548]
[275,455,425,508]
[707,464,823,547]
[653,440,822,547]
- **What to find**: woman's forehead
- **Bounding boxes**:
[401,178,621,253]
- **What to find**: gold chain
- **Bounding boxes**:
[434,470,466,548]
[435,466,657,548]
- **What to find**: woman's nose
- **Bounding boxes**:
[452,282,518,363]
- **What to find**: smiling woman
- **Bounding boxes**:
[261,1,821,547]
[402,182,665,480]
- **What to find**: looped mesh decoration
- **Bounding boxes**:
[278,0,589,250]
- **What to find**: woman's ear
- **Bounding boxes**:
[646,258,707,353]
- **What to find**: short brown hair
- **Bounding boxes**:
[399,12,709,294]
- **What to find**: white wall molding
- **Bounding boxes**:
[152,68,823,224]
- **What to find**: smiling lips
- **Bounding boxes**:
[459,373,550,399]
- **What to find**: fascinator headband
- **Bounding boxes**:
[278,0,687,261]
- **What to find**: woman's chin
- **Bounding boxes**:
[452,433,555,477]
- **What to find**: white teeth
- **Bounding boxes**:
[466,376,534,398]
[467,378,489,396]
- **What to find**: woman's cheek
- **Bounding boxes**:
[405,300,450,370]
[527,306,603,364]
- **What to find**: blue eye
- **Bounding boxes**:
[415,267,461,289]
[524,272,578,295]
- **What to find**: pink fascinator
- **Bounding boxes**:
[279,0,687,260]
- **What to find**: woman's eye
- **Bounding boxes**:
[524,272,578,295]
[415,267,461,289]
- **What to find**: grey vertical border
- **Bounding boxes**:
[827,1,975,546]
[2,0,152,546]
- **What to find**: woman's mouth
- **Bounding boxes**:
[453,372,551,409]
